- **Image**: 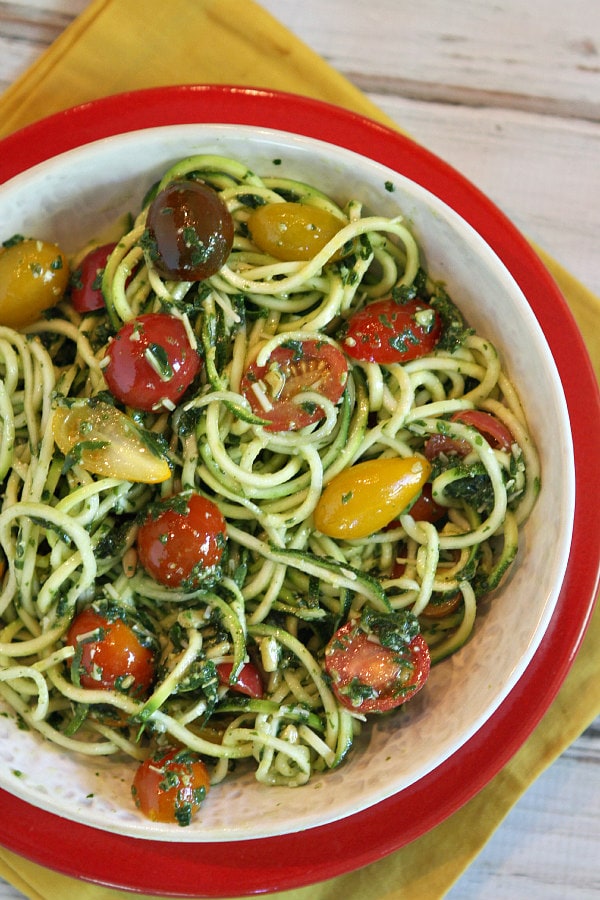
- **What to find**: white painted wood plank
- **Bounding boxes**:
[447,721,600,900]
[260,0,600,119]
[368,93,600,296]
[0,0,87,94]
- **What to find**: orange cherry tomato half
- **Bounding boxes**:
[216,661,264,699]
[66,607,156,697]
[103,312,201,412]
[314,456,431,540]
[247,202,345,262]
[421,593,462,619]
[324,620,430,713]
[136,492,227,588]
[240,339,348,432]
[343,297,442,364]
[132,747,211,826]
[450,410,514,451]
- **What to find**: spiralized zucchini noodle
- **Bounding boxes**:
[0,154,539,815]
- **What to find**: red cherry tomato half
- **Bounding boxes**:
[324,620,430,713]
[66,607,155,697]
[103,312,201,412]
[70,242,115,313]
[451,410,514,451]
[137,492,227,588]
[386,483,446,530]
[343,297,442,364]
[424,432,471,460]
[240,340,348,432]
[132,747,211,826]
[216,661,264,699]
[145,179,234,281]
[406,482,447,523]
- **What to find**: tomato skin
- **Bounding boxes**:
[66,608,155,697]
[145,180,234,281]
[343,297,442,364]
[314,456,431,540]
[103,312,201,412]
[247,202,345,261]
[451,410,513,451]
[132,747,211,825]
[137,493,227,588]
[405,482,446,523]
[0,238,69,328]
[70,242,114,313]
[216,661,264,699]
[324,621,430,713]
[240,339,348,432]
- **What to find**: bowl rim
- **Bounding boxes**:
[0,85,598,897]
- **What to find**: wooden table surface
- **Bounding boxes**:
[0,1,598,898]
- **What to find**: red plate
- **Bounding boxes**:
[0,86,598,897]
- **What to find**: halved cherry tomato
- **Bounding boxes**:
[405,482,446,523]
[132,747,211,826]
[314,456,431,540]
[247,202,345,261]
[66,607,156,697]
[70,242,115,313]
[216,661,264,699]
[137,492,227,588]
[240,339,348,432]
[424,433,471,460]
[343,297,442,364]
[145,180,234,281]
[451,410,513,451]
[324,620,430,713]
[103,312,201,412]
[421,593,462,619]
[0,238,69,328]
[52,400,171,483]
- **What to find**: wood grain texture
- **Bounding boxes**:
[0,1,598,898]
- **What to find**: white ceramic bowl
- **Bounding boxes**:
[0,123,574,842]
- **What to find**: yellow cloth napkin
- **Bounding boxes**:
[0,2,598,898]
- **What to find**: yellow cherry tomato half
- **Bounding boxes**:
[247,202,346,262]
[52,401,171,483]
[0,239,69,329]
[314,456,431,539]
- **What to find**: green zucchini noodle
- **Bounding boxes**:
[0,154,540,810]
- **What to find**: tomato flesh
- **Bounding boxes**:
[0,238,69,328]
[132,748,211,825]
[247,202,345,261]
[324,621,430,713]
[343,297,442,364]
[137,492,227,588]
[314,456,431,540]
[216,661,264,699]
[66,607,155,697]
[103,312,201,412]
[240,340,348,432]
[145,180,233,281]
[52,400,171,483]
[70,242,115,313]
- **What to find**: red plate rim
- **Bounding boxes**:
[0,85,598,897]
